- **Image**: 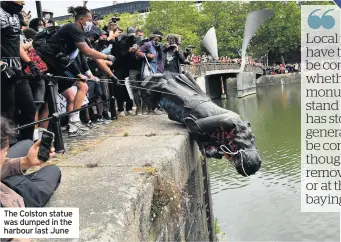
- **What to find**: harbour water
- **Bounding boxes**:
[210,84,340,241]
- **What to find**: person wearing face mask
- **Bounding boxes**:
[124,27,144,115]
[136,30,166,115]
[0,1,38,141]
[136,30,165,79]
[28,17,45,32]
[36,6,117,136]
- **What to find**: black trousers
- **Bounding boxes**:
[1,73,36,140]
[2,140,61,207]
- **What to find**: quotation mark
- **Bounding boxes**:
[308,9,335,29]
[333,0,341,9]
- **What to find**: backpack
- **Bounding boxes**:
[32,26,60,50]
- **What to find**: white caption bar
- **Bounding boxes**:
[0,208,79,238]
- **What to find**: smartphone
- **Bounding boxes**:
[38,131,55,162]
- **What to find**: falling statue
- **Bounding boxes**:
[137,9,274,177]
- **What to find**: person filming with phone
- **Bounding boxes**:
[0,116,61,209]
[163,34,191,76]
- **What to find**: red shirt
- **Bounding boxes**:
[24,48,48,74]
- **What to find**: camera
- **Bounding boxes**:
[111,17,120,23]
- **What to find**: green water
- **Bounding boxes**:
[210,84,340,241]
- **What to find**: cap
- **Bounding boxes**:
[127,26,136,36]
[150,30,163,40]
[93,14,103,21]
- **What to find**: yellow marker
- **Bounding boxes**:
[132,167,156,174]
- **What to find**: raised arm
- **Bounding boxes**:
[76,42,115,62]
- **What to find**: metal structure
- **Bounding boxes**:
[201,151,216,241]
[35,1,42,18]
[201,9,273,98]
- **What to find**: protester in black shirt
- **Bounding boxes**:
[37,6,116,136]
[109,26,135,116]
[125,27,144,115]
[0,1,38,141]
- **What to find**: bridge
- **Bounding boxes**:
[181,63,264,99]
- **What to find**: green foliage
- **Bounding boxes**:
[55,16,73,26]
[199,1,249,57]
[144,1,204,54]
[56,1,334,60]
[214,218,221,234]
[100,11,145,31]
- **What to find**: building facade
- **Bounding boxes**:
[54,1,150,21]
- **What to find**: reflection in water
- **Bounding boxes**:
[210,84,339,242]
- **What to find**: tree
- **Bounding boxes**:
[55,16,73,26]
[144,1,204,54]
[199,1,249,57]
[101,12,145,32]
[246,1,301,64]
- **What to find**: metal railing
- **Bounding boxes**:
[181,63,264,77]
[13,74,117,154]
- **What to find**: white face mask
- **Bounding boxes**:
[83,21,93,33]
[38,28,44,33]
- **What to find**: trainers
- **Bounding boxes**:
[103,111,111,120]
[98,117,111,124]
[127,110,134,116]
[86,120,98,129]
[61,125,69,132]
[68,124,84,137]
[119,111,126,117]
[148,108,164,115]
[70,121,90,131]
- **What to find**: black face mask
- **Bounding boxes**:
[1,1,24,14]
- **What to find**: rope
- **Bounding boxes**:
[116,82,190,98]
[219,145,257,177]
[50,74,190,98]
[50,75,163,85]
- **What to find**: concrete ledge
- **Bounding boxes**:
[222,72,301,91]
[256,72,301,87]
[39,115,209,242]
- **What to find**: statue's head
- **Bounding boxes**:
[185,113,261,177]
[220,118,261,177]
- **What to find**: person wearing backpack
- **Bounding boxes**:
[34,6,117,136]
[0,1,40,142]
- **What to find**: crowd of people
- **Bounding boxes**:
[0,1,196,218]
[0,1,302,217]
[263,63,300,75]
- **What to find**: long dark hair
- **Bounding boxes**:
[29,18,45,32]
[1,116,16,149]
[67,6,91,21]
